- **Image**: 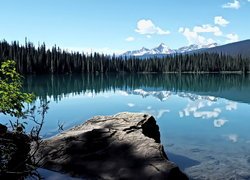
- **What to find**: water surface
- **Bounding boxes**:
[2,73,250,179]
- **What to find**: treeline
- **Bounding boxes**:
[0,40,250,74]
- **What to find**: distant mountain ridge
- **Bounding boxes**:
[197,39,250,58]
[122,40,250,58]
[122,42,218,57]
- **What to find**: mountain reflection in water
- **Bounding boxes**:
[23,73,250,104]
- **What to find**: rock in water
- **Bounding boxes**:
[34,112,188,179]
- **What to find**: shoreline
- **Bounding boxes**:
[23,71,250,76]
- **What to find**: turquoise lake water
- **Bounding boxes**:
[1,74,250,179]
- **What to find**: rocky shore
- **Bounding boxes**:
[34,112,188,180]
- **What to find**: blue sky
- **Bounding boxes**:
[0,0,249,54]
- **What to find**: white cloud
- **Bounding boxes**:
[225,33,239,43]
[214,16,230,27]
[127,103,135,107]
[214,119,228,128]
[179,22,240,45]
[125,36,135,42]
[222,0,240,9]
[193,24,222,36]
[179,27,216,46]
[135,19,170,35]
[146,35,152,38]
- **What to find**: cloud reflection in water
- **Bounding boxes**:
[213,119,228,128]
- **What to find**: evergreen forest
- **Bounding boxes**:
[0,40,250,74]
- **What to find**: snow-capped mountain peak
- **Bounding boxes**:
[152,43,173,54]
[157,43,169,49]
[201,43,218,49]
[141,47,149,51]
[124,47,150,56]
[177,44,199,53]
[123,43,174,56]
[122,42,218,57]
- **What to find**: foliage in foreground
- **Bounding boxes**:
[0,60,34,117]
[0,60,48,179]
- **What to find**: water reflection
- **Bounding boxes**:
[225,101,237,111]
[180,100,221,119]
[213,118,228,128]
[227,134,238,143]
[19,74,250,179]
[23,73,250,104]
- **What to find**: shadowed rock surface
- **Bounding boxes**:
[0,124,31,179]
[34,112,188,180]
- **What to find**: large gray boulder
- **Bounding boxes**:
[34,112,188,179]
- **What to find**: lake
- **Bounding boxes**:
[2,73,250,179]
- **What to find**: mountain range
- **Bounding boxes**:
[122,39,250,58]
[122,43,218,57]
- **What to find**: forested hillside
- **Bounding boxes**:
[0,40,250,74]
[198,40,250,58]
